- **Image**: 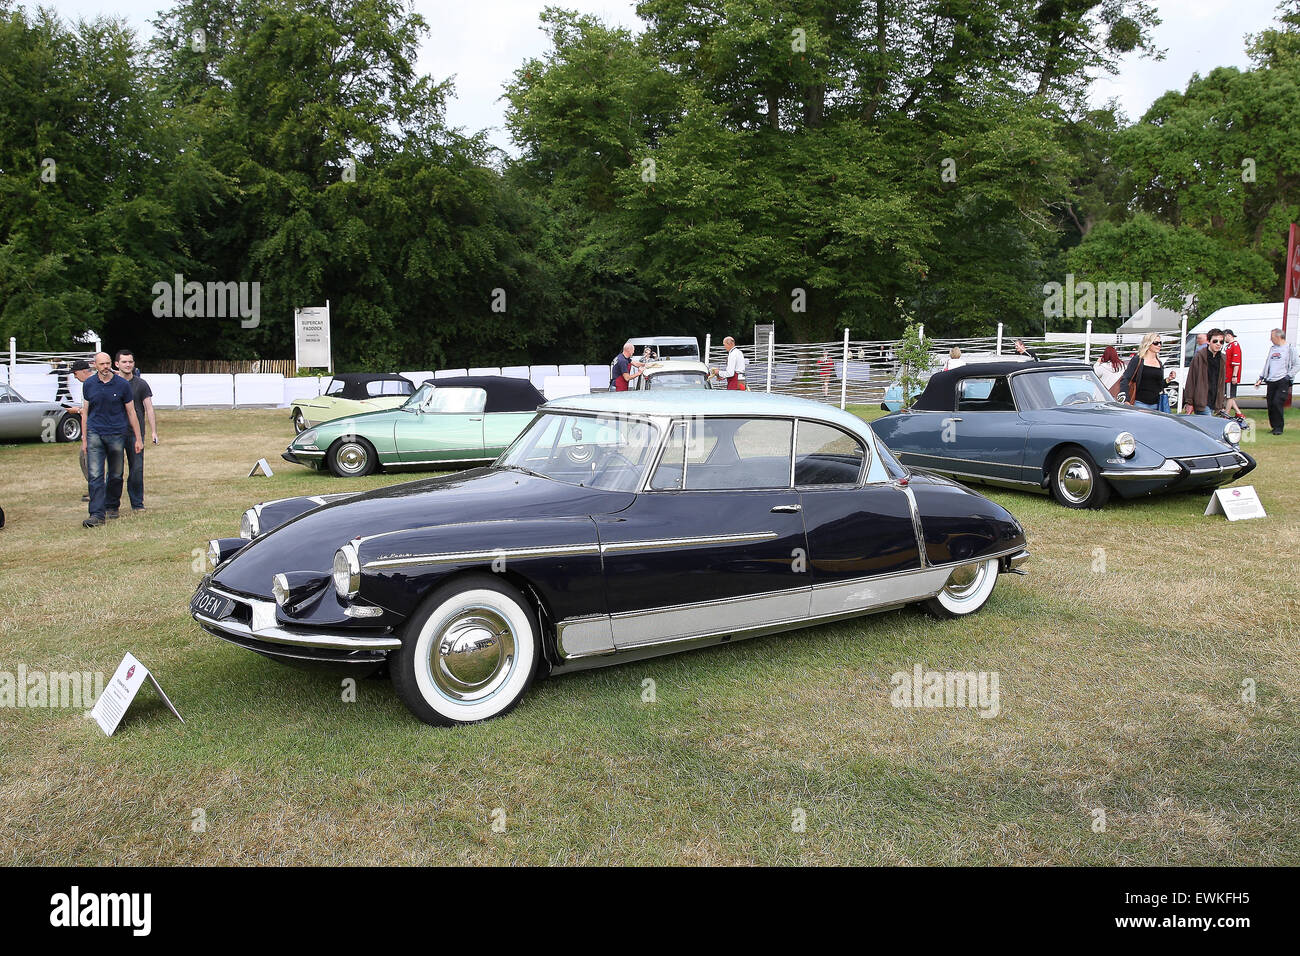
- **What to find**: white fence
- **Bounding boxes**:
[5,322,1199,410]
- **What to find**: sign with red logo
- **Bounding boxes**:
[1204,485,1266,522]
[89,652,184,736]
[1283,223,1300,341]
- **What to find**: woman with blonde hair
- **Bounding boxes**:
[944,346,965,371]
[1119,332,1177,410]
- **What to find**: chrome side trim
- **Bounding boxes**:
[897,483,928,568]
[600,531,779,553]
[898,451,1037,472]
[559,547,1026,660]
[364,542,601,570]
[556,616,616,658]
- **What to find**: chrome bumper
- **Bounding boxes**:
[1004,549,1030,574]
[1102,451,1251,480]
[194,586,400,652]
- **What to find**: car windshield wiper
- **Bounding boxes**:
[499,464,550,481]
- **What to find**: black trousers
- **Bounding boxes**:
[1265,378,1291,432]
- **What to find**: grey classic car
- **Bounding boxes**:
[0,384,81,443]
[870,362,1255,508]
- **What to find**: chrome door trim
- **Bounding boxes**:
[897,482,928,567]
[364,542,602,571]
[599,531,780,553]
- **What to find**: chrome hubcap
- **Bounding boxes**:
[428,607,516,702]
[943,562,986,599]
[1057,457,1092,503]
[294,412,305,432]
[337,442,368,473]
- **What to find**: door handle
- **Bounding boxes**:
[947,417,963,422]
[770,504,801,513]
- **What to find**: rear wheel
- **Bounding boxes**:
[391,574,539,726]
[292,409,307,433]
[1049,447,1110,509]
[923,558,1000,618]
[327,437,377,477]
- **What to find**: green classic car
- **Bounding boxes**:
[290,372,417,433]
[282,375,546,477]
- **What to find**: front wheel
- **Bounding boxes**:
[326,437,378,477]
[391,574,539,726]
[56,412,81,442]
[1049,447,1111,509]
[292,409,307,433]
[923,557,1000,618]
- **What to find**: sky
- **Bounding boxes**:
[32,0,1292,152]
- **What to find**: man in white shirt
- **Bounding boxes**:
[711,336,748,390]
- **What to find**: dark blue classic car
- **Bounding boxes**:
[193,391,1029,726]
[870,362,1256,509]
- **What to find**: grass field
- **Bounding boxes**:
[2,405,1298,865]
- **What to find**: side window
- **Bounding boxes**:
[649,421,687,490]
[371,379,413,396]
[957,377,1014,412]
[324,378,344,396]
[795,421,866,486]
[682,418,793,490]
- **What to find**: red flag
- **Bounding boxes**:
[1284,222,1300,340]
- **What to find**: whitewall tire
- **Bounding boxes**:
[392,575,539,726]
[923,557,1000,618]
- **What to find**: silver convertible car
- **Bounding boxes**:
[194,391,1029,726]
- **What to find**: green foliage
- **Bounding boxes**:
[895,317,935,408]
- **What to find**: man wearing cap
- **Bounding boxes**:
[80,352,143,527]
[60,360,96,502]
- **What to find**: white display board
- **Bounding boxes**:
[144,374,182,408]
[181,374,235,407]
[294,303,331,370]
[400,371,434,387]
[434,369,467,379]
[9,374,56,402]
[500,366,530,379]
[542,375,593,400]
[529,365,558,390]
[585,365,610,391]
[282,376,326,406]
[90,652,183,736]
[468,367,501,377]
[234,373,285,407]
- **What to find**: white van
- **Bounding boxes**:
[625,336,700,362]
[1175,303,1298,403]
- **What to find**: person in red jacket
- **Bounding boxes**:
[1223,328,1244,417]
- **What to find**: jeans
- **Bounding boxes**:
[1195,406,1213,416]
[1134,400,1160,410]
[116,443,144,510]
[86,432,125,519]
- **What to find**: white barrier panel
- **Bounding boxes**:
[10,375,56,402]
[145,374,181,408]
[400,371,433,387]
[529,365,558,389]
[501,366,530,379]
[0,366,7,383]
[468,367,500,377]
[181,374,235,407]
[542,375,592,401]
[558,364,585,378]
[282,376,325,406]
[234,373,284,407]
[585,364,608,391]
[434,369,468,379]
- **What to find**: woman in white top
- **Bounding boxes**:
[944,347,965,371]
[1093,345,1124,394]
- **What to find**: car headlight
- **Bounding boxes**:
[297,428,318,447]
[272,573,291,607]
[333,542,360,599]
[1223,421,1242,445]
[239,507,260,539]
[1114,432,1136,458]
[207,540,222,569]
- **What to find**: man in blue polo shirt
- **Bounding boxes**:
[80,352,143,527]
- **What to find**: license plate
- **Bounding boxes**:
[191,589,236,619]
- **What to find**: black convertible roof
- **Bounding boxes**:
[328,372,414,401]
[420,375,545,413]
[911,361,1091,411]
